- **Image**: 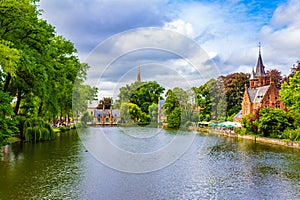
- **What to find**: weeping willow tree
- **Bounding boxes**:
[16,117,55,142]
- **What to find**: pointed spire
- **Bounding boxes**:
[137,66,141,82]
[255,42,266,77]
[250,67,256,80]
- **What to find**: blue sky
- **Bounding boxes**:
[39,0,300,97]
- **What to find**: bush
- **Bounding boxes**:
[182,121,192,130]
[283,128,300,141]
[59,126,70,132]
[21,118,55,142]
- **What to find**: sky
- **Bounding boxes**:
[39,0,300,98]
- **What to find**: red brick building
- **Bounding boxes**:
[234,47,285,121]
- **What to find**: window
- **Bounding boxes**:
[276,101,281,108]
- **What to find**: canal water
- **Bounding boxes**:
[0,127,299,199]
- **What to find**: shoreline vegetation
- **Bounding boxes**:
[194,126,300,149]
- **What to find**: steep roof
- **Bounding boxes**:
[247,85,270,103]
[250,68,256,80]
[255,47,266,77]
[233,110,242,119]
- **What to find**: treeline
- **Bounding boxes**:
[116,81,199,129]
[115,64,300,141]
[0,0,96,146]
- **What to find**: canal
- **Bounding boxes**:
[0,127,299,199]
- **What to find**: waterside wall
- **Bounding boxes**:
[207,129,300,149]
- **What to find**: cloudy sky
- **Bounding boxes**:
[39,0,300,98]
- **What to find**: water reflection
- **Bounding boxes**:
[0,128,299,199]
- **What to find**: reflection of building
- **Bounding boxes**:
[92,98,121,125]
[234,46,284,122]
[158,97,166,123]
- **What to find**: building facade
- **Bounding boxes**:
[234,47,285,121]
[91,98,121,125]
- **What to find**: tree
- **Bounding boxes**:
[280,71,300,113]
[218,72,249,117]
[253,108,290,137]
[167,107,182,129]
[120,102,147,123]
[283,61,300,83]
[117,81,164,114]
[164,89,182,129]
[81,112,93,125]
[266,69,283,89]
[193,79,226,121]
[0,91,18,146]
[0,0,97,144]
[148,103,158,123]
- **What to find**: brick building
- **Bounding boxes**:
[234,47,285,121]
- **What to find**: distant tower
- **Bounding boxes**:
[137,66,141,82]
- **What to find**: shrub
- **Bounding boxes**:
[283,128,300,141]
[21,118,55,142]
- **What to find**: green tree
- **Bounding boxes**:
[81,112,93,125]
[0,91,18,146]
[148,103,158,123]
[117,81,164,114]
[253,108,290,137]
[167,107,182,129]
[193,79,226,122]
[219,73,249,117]
[120,102,147,123]
[164,89,182,129]
[0,0,97,143]
[280,71,300,113]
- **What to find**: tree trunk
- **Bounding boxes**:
[60,109,63,123]
[38,101,43,116]
[14,93,21,115]
[4,72,11,92]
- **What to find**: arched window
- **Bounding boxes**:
[276,101,281,108]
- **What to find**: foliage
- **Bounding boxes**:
[163,88,198,129]
[148,103,158,123]
[22,118,55,142]
[253,108,290,137]
[58,126,70,132]
[167,107,182,129]
[0,91,18,146]
[283,61,300,83]
[120,102,148,123]
[282,128,300,141]
[241,113,258,134]
[266,69,283,89]
[80,112,93,125]
[218,73,249,117]
[116,81,164,113]
[280,71,300,113]
[193,79,226,122]
[0,0,97,142]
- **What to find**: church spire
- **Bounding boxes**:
[137,66,141,82]
[255,42,266,77]
[250,67,256,80]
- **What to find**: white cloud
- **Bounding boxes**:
[258,0,300,75]
[164,19,196,38]
[40,0,300,97]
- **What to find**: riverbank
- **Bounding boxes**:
[205,128,300,149]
